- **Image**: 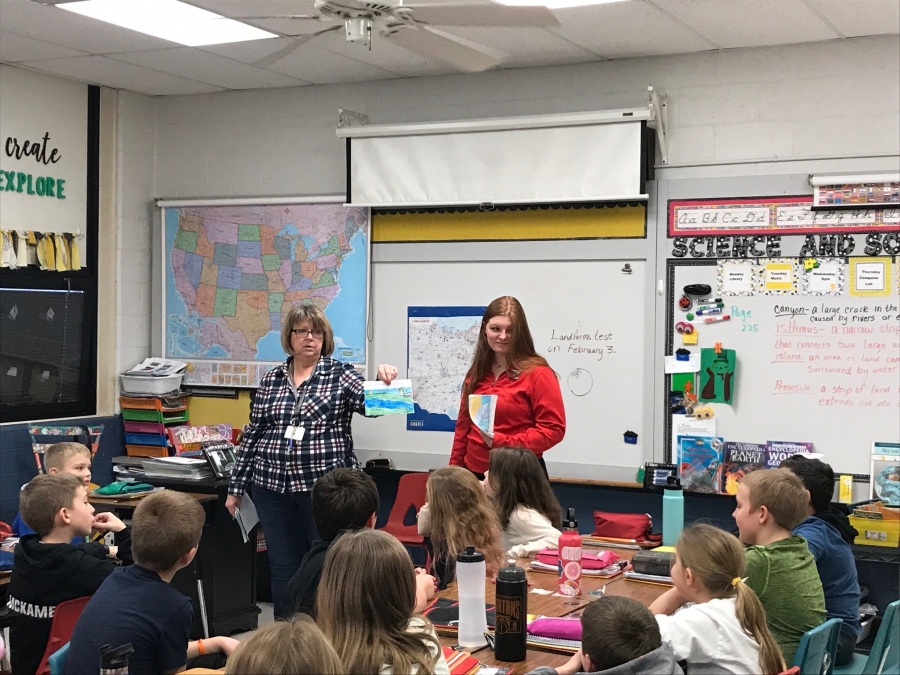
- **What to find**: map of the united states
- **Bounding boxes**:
[165,204,368,368]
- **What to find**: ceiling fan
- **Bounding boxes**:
[241,0,561,72]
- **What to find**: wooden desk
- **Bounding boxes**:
[435,547,671,672]
[89,491,217,507]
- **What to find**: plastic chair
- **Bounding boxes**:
[835,600,899,675]
[793,618,843,675]
[35,596,90,675]
[48,642,68,675]
[379,472,430,562]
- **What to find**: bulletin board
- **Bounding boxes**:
[666,257,900,477]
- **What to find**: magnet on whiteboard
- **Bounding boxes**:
[658,280,664,295]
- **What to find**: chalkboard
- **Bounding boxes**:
[352,259,651,479]
[667,260,900,477]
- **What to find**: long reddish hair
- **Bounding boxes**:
[461,296,548,400]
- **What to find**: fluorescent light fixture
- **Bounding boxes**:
[491,0,628,8]
[58,0,277,47]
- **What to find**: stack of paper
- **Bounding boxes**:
[142,456,214,480]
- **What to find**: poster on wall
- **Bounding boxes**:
[0,65,88,266]
[407,306,485,432]
[162,201,370,388]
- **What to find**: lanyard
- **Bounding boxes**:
[287,360,314,450]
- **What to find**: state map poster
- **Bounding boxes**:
[407,306,486,432]
[163,202,369,388]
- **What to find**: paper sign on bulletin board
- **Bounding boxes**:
[764,262,794,291]
[850,257,892,296]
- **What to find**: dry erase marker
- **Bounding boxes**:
[695,307,724,316]
[704,314,731,324]
[698,297,722,304]
[696,302,724,310]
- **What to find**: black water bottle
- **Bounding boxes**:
[100,643,134,675]
[494,561,527,661]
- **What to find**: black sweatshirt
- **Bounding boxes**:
[7,530,132,675]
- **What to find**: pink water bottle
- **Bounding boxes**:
[557,508,582,597]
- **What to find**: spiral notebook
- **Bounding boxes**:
[526,634,581,654]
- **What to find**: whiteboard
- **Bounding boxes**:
[353,260,649,478]
[667,260,900,476]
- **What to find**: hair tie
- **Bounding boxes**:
[731,577,745,588]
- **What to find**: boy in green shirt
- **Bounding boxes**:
[733,468,826,665]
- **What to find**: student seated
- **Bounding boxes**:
[317,528,450,674]
[224,615,343,675]
[780,455,862,665]
[733,469,826,664]
[484,447,562,559]
[7,474,131,675]
[64,491,239,675]
[649,523,785,675]
[288,467,437,616]
[418,466,505,589]
[12,442,97,537]
[527,595,684,675]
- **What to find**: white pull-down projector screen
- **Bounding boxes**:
[338,110,650,208]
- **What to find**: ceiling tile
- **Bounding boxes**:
[108,48,309,89]
[435,26,598,68]
[0,30,88,62]
[805,0,900,38]
[21,56,223,95]
[551,1,717,59]
[648,0,840,48]
[187,0,319,18]
[267,43,404,83]
[0,0,177,53]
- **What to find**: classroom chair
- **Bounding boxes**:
[834,600,899,675]
[35,596,90,675]
[48,642,69,675]
[379,471,430,564]
[793,618,843,675]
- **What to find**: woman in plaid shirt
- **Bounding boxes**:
[226,304,398,618]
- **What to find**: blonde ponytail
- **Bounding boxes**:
[677,524,786,675]
[733,580,785,675]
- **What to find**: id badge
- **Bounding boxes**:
[292,427,306,442]
[284,425,295,440]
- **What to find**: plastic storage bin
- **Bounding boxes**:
[119,373,183,395]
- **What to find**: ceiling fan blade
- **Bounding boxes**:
[388,25,505,72]
[406,4,559,27]
[237,15,322,20]
[252,25,342,67]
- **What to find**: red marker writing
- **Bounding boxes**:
[704,314,730,324]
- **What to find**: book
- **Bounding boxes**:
[765,440,814,468]
[677,435,724,493]
[235,495,259,544]
[870,442,900,506]
[526,634,581,654]
[441,647,481,675]
[721,442,767,494]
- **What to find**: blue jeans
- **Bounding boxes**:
[251,485,319,619]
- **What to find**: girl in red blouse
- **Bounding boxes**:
[450,296,566,477]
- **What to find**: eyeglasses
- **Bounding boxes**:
[291,328,325,339]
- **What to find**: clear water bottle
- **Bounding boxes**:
[662,475,684,546]
[456,546,488,648]
[494,561,527,661]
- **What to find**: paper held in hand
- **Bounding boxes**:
[235,495,259,544]
[468,394,497,436]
